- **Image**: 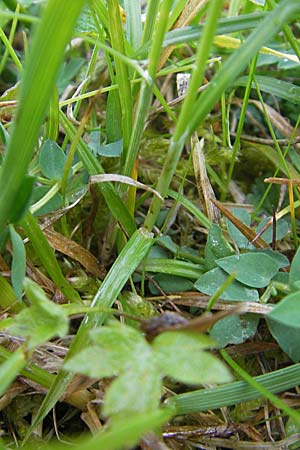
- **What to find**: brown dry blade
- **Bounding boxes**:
[191,135,221,224]
[44,228,104,278]
[211,199,269,249]
[141,304,245,341]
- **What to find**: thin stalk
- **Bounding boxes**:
[0,3,20,75]
[253,77,291,178]
[0,26,23,72]
[225,54,258,195]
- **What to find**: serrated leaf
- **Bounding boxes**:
[9,278,68,349]
[205,223,234,269]
[210,314,259,347]
[226,208,252,249]
[9,225,26,301]
[195,267,259,301]
[153,331,232,385]
[39,140,67,180]
[66,322,152,378]
[266,317,300,362]
[90,321,152,366]
[103,363,162,418]
[267,292,300,328]
[217,253,280,288]
[289,247,300,291]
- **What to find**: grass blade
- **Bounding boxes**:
[0,0,86,229]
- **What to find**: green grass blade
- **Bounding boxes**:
[144,258,204,279]
[138,12,266,56]
[167,363,300,415]
[188,0,300,135]
[235,75,300,105]
[0,0,86,230]
[20,212,82,304]
[106,0,133,156]
[24,228,154,440]
[124,0,142,51]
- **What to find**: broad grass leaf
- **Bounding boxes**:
[289,247,300,291]
[217,253,280,288]
[267,292,300,328]
[153,331,233,385]
[236,76,300,105]
[266,318,300,362]
[195,267,259,301]
[39,140,66,180]
[9,225,26,301]
[226,208,252,249]
[9,279,68,350]
[210,314,260,347]
[103,363,162,418]
[205,223,234,269]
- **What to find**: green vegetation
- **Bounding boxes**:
[1,0,300,448]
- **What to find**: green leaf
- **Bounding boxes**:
[98,140,123,157]
[235,75,300,105]
[9,278,69,350]
[289,247,300,291]
[66,322,152,378]
[75,4,98,35]
[148,274,194,294]
[256,217,289,244]
[103,363,162,418]
[30,185,62,216]
[9,225,26,301]
[39,139,67,180]
[251,249,289,270]
[210,314,260,347]
[217,253,280,288]
[205,223,234,269]
[266,318,300,363]
[153,331,233,385]
[226,208,252,249]
[267,292,300,328]
[195,267,259,301]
